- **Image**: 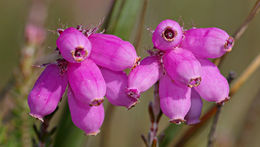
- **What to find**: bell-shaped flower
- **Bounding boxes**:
[181,27,234,58]
[56,27,92,63]
[28,64,68,121]
[68,59,106,106]
[68,87,104,136]
[89,33,139,71]
[163,48,201,87]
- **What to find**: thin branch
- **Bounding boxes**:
[142,82,162,147]
[174,53,260,147]
[214,0,260,66]
[207,104,222,147]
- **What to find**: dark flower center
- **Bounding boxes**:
[74,47,84,57]
[163,27,176,41]
[224,37,234,52]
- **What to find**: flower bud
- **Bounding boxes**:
[159,75,191,124]
[181,28,234,58]
[28,64,68,121]
[68,59,106,106]
[185,89,203,125]
[195,59,230,103]
[89,33,139,71]
[100,68,138,109]
[127,56,160,100]
[56,27,92,63]
[163,48,201,87]
[68,87,104,136]
[152,19,183,50]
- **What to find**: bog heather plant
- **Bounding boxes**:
[28,25,139,135]
[128,19,234,124]
[28,18,234,135]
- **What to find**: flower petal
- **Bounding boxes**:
[28,64,68,121]
[57,27,91,63]
[127,56,161,99]
[163,48,201,87]
[89,33,139,71]
[100,68,138,109]
[181,28,234,58]
[152,19,183,50]
[159,75,191,124]
[68,87,104,136]
[68,59,106,106]
[185,89,203,125]
[195,59,230,103]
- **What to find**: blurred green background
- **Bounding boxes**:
[0,0,260,146]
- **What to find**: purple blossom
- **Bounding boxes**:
[56,27,92,63]
[130,19,233,124]
[68,87,104,135]
[152,19,183,51]
[181,27,234,58]
[28,63,68,122]
[28,25,139,135]
[127,56,161,100]
[68,59,106,106]
[100,67,138,109]
[89,33,140,71]
[185,89,203,125]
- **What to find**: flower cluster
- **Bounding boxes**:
[127,19,234,124]
[28,26,139,135]
[28,19,234,136]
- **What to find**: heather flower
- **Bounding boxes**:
[163,48,201,87]
[194,58,230,103]
[100,68,138,109]
[159,75,191,124]
[56,27,92,63]
[68,59,106,106]
[28,24,140,135]
[127,56,161,100]
[28,63,68,122]
[127,19,233,124]
[185,89,203,125]
[89,33,140,71]
[152,19,183,51]
[181,27,234,58]
[68,87,104,135]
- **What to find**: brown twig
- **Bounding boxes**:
[141,82,162,147]
[174,53,260,147]
[214,0,260,66]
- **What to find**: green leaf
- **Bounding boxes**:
[53,102,84,147]
[159,124,183,147]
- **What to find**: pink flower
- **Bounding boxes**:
[28,24,139,134]
[194,58,230,103]
[163,48,201,87]
[89,33,139,71]
[128,19,233,124]
[159,75,191,124]
[181,28,234,58]
[28,63,68,122]
[127,56,161,100]
[68,59,106,106]
[185,89,203,125]
[68,87,104,135]
[100,68,138,109]
[56,27,92,63]
[152,19,183,51]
